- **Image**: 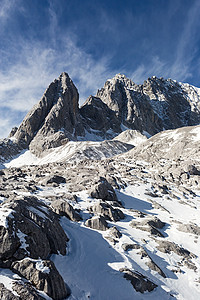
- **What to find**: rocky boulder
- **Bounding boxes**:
[85,216,109,231]
[11,259,69,300]
[0,196,68,263]
[90,177,118,201]
[120,268,157,293]
[89,201,124,222]
[51,199,81,222]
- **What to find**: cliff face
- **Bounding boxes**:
[13,72,83,155]
[80,74,200,137]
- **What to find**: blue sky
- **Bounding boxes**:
[0,0,200,137]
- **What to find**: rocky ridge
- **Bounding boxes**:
[1,72,200,162]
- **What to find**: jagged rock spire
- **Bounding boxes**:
[13,72,84,155]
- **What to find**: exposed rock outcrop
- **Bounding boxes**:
[13,72,84,155]
[85,215,109,231]
[51,199,81,222]
[120,268,157,293]
[89,201,124,222]
[11,259,69,300]
[90,177,118,201]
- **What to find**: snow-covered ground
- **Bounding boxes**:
[32,172,200,300]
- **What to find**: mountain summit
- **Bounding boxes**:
[1,72,200,161]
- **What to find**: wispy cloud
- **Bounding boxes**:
[169,0,200,81]
[130,56,166,84]
[131,0,200,84]
[0,0,15,21]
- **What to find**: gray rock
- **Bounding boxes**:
[46,175,66,185]
[122,243,141,251]
[90,177,118,201]
[85,216,109,231]
[13,72,84,155]
[120,268,157,293]
[51,199,81,222]
[0,196,68,263]
[177,223,200,235]
[0,283,20,300]
[108,226,122,239]
[12,281,46,300]
[11,259,69,300]
[89,201,124,222]
[130,216,165,237]
[156,240,195,258]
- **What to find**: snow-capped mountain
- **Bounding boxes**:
[1,72,200,300]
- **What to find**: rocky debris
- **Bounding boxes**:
[90,177,118,201]
[45,175,66,185]
[122,243,141,251]
[89,201,124,222]
[143,254,166,278]
[51,199,81,222]
[0,283,20,300]
[12,281,46,300]
[187,165,200,176]
[130,216,165,237]
[156,240,197,270]
[121,243,166,277]
[156,240,195,258]
[11,258,69,300]
[126,125,200,171]
[85,215,109,231]
[0,196,68,263]
[120,268,157,293]
[177,223,200,235]
[107,226,122,239]
[104,226,122,244]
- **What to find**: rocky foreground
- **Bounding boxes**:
[1,124,200,299]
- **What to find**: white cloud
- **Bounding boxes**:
[0,38,113,112]
[130,56,166,84]
[0,0,13,20]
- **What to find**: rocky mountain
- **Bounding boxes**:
[1,72,200,162]
[0,72,200,299]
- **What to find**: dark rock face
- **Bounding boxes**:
[0,139,22,164]
[0,196,68,262]
[81,74,200,137]
[120,268,157,293]
[11,259,69,300]
[80,95,122,138]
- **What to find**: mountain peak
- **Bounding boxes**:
[12,72,84,155]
